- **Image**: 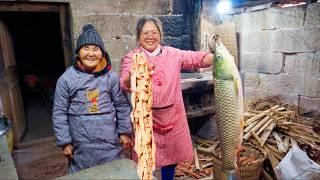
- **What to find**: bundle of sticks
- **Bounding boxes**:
[130,53,156,180]
[243,104,320,179]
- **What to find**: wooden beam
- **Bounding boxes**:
[0,2,62,12]
[59,4,73,67]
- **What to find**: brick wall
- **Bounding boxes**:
[201,1,320,116]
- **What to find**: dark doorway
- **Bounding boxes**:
[1,12,66,142]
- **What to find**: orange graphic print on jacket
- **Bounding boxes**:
[87,89,99,113]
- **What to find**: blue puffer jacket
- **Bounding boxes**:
[52,65,132,173]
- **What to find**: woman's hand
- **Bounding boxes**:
[120,134,132,149]
[62,144,73,159]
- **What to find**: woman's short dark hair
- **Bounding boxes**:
[136,16,163,41]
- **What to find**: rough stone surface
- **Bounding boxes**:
[241,52,283,73]
[201,1,320,113]
[238,6,305,32]
[69,0,122,14]
[111,58,122,74]
[70,0,171,15]
[284,52,320,78]
[297,77,320,97]
[259,74,293,94]
[299,96,320,117]
[259,73,320,97]
[159,15,188,37]
[162,35,192,50]
[243,72,260,88]
[72,15,138,40]
[120,0,171,14]
[104,36,137,61]
[305,2,320,28]
[244,87,299,106]
[240,28,320,53]
[172,0,188,14]
[57,159,139,180]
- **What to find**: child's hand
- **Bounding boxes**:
[62,144,74,159]
[119,135,132,149]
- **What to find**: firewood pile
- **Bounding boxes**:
[244,96,320,179]
[174,96,320,179]
[175,138,216,179]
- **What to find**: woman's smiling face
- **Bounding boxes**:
[78,44,103,71]
[139,21,161,52]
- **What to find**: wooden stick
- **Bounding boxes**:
[266,139,277,145]
[284,130,320,143]
[265,143,285,160]
[257,119,273,136]
[260,122,276,146]
[244,112,274,140]
[193,147,200,171]
[272,131,285,153]
[296,138,320,151]
[201,162,213,169]
[178,166,202,179]
[244,120,260,133]
[250,131,263,146]
[270,109,295,118]
[196,145,215,154]
[198,158,213,161]
[244,112,258,119]
[245,105,279,125]
[266,113,282,121]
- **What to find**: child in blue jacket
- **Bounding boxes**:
[52,24,132,173]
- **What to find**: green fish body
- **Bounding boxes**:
[213,42,244,172]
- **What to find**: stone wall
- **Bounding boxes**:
[201,1,320,116]
[6,0,196,72]
[31,0,196,73]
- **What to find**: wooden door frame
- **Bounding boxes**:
[0,2,72,144]
[0,1,73,66]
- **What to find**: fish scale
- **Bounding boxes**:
[214,79,241,170]
[210,37,244,178]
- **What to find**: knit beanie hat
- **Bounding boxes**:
[75,24,106,55]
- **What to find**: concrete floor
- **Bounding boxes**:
[22,98,54,142]
[13,98,68,180]
[13,138,68,180]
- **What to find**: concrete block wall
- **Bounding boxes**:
[201,1,320,116]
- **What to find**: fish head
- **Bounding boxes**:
[213,42,236,80]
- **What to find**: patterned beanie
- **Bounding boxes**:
[75,24,106,55]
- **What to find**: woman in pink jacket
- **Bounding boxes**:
[120,16,214,180]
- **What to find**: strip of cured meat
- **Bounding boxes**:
[131,52,156,180]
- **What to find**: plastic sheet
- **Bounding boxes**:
[276,145,320,180]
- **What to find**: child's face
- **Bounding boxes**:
[78,45,103,70]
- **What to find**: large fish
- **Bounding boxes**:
[210,35,244,179]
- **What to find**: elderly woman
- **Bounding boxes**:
[120,16,214,179]
[53,24,132,173]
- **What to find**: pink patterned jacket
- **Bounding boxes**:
[120,45,210,167]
